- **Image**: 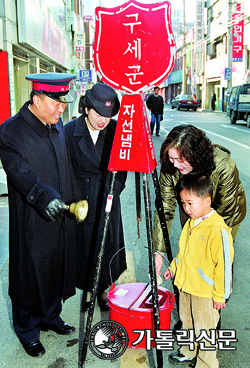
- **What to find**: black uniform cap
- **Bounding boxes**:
[25,72,77,103]
[85,83,120,117]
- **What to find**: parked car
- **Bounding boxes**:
[227,84,250,128]
[171,94,198,111]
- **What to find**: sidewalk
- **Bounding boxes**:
[1,158,249,367]
[0,262,97,368]
[200,109,227,114]
[0,166,118,367]
[0,167,167,368]
[0,167,83,367]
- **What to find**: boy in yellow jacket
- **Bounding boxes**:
[163,173,234,368]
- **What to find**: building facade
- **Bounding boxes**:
[166,0,250,111]
[1,0,250,119]
[0,0,99,124]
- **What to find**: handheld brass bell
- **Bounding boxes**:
[64,200,88,222]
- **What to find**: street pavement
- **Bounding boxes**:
[0,106,249,367]
[0,164,177,368]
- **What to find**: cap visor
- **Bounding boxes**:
[45,92,74,103]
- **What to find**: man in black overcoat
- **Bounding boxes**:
[0,73,81,357]
[146,86,164,136]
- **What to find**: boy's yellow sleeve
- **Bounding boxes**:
[212,228,234,303]
[168,257,178,276]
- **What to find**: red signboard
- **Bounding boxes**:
[108,94,157,173]
[232,3,244,62]
[0,52,11,124]
[75,46,85,52]
[93,0,176,93]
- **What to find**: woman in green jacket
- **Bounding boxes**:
[153,124,246,269]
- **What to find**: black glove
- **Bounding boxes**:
[44,198,66,222]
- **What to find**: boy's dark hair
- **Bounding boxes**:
[177,173,213,199]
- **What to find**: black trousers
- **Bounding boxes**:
[12,297,63,345]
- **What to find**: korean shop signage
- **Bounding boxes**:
[232,3,244,62]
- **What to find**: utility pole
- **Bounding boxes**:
[228,0,233,91]
[182,0,187,94]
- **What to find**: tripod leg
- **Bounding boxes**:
[151,168,180,314]
[142,172,163,368]
[80,171,117,367]
[135,172,142,222]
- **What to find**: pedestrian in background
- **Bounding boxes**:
[164,173,234,367]
[146,86,164,136]
[64,83,127,312]
[211,90,216,111]
[0,73,81,358]
[153,124,246,272]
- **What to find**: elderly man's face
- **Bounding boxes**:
[34,95,66,125]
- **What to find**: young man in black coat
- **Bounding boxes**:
[146,86,164,136]
[0,73,81,358]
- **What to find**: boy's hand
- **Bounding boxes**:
[155,253,163,276]
[213,301,226,310]
[163,269,173,281]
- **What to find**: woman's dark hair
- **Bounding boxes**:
[80,96,92,117]
[78,95,85,114]
[177,173,213,199]
[160,125,215,175]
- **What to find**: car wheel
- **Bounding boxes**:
[187,108,189,111]
[230,111,237,124]
[177,104,180,110]
[171,104,174,109]
[247,115,250,128]
[193,108,197,111]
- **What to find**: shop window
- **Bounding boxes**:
[207,6,214,23]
